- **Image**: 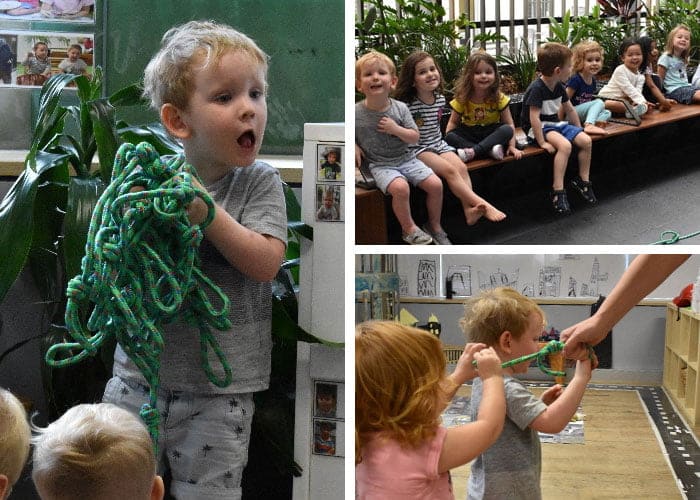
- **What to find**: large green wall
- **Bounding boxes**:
[101,0,344,154]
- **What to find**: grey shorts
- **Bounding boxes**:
[370,157,434,193]
[667,85,699,104]
[414,139,455,156]
[103,376,254,500]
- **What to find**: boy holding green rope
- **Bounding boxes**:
[102,20,287,500]
[460,287,592,500]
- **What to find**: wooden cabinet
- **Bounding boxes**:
[663,304,700,425]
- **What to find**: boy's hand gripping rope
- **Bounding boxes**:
[45,142,234,452]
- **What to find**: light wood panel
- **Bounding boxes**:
[450,387,682,499]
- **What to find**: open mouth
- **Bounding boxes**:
[237,131,256,149]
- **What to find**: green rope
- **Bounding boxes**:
[472,340,566,377]
[652,229,700,245]
[46,142,234,453]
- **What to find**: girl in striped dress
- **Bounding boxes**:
[395,51,506,225]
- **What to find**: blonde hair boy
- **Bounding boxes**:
[0,388,30,499]
[32,403,164,500]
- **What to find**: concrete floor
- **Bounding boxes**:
[439,131,700,245]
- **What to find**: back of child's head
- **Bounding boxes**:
[460,287,545,345]
[572,40,603,73]
[143,19,269,111]
[537,42,573,76]
[0,388,30,493]
[32,403,157,500]
[355,50,396,83]
[355,321,448,464]
[664,24,691,62]
[394,50,444,102]
[453,50,500,104]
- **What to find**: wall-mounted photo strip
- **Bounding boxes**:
[316,143,343,182]
[314,381,344,419]
[0,30,94,87]
[312,419,345,457]
[0,1,95,22]
[315,183,343,222]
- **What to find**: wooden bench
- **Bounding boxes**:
[356,104,700,244]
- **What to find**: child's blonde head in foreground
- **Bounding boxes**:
[32,403,163,500]
[0,388,30,499]
[143,19,269,111]
[355,50,396,83]
[460,287,545,345]
[355,321,453,465]
[572,40,604,73]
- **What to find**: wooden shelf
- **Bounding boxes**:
[663,304,700,425]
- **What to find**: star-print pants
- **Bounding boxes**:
[103,376,254,499]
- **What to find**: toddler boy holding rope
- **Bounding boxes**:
[31,403,164,500]
[101,20,287,500]
[0,388,31,499]
[460,287,592,499]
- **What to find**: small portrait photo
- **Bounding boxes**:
[315,184,343,222]
[313,419,337,456]
[317,144,343,182]
[314,382,337,418]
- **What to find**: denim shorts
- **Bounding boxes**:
[103,376,254,500]
[667,85,699,105]
[531,121,584,142]
[370,157,434,193]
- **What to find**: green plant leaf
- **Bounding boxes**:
[118,123,182,156]
[272,297,343,347]
[109,83,148,107]
[0,150,71,303]
[90,99,120,183]
[62,177,105,282]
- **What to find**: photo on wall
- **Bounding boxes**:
[314,380,345,419]
[316,144,344,182]
[0,1,95,22]
[315,183,343,222]
[0,30,94,87]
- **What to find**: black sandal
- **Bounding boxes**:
[552,189,571,215]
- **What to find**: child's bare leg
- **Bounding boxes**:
[573,132,592,181]
[583,123,608,135]
[545,131,571,190]
[603,100,627,115]
[386,178,419,235]
[418,151,504,224]
[417,174,444,234]
[693,90,700,103]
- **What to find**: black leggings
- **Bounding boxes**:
[445,123,513,159]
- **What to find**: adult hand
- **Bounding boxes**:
[560,316,608,360]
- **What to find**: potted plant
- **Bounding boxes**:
[0,69,333,497]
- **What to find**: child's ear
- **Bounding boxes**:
[498,331,513,354]
[0,474,9,499]
[160,103,191,140]
[151,475,165,500]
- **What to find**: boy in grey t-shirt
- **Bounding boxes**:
[102,21,287,500]
[355,50,450,245]
[460,287,593,499]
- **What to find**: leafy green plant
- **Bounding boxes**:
[597,0,644,20]
[645,0,700,65]
[497,39,538,93]
[0,68,334,497]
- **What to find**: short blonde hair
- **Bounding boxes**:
[572,40,604,73]
[143,19,269,111]
[355,321,451,465]
[0,388,30,487]
[460,287,545,345]
[32,403,156,500]
[355,50,395,83]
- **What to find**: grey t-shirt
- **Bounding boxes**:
[355,98,417,168]
[468,376,547,500]
[113,160,288,394]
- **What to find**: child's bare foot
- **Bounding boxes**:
[584,123,608,135]
[465,203,487,225]
[484,204,506,222]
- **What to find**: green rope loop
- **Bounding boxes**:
[652,229,700,245]
[46,142,234,453]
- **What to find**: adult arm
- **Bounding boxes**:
[561,254,690,358]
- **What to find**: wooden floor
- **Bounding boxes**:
[450,386,684,499]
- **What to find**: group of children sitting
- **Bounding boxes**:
[0,390,163,499]
[355,287,593,499]
[355,24,700,242]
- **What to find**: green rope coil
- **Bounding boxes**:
[652,229,700,245]
[472,340,566,377]
[46,142,234,452]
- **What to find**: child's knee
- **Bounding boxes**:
[420,174,443,194]
[576,133,592,150]
[387,178,410,198]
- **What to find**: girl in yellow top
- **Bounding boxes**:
[446,52,521,163]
